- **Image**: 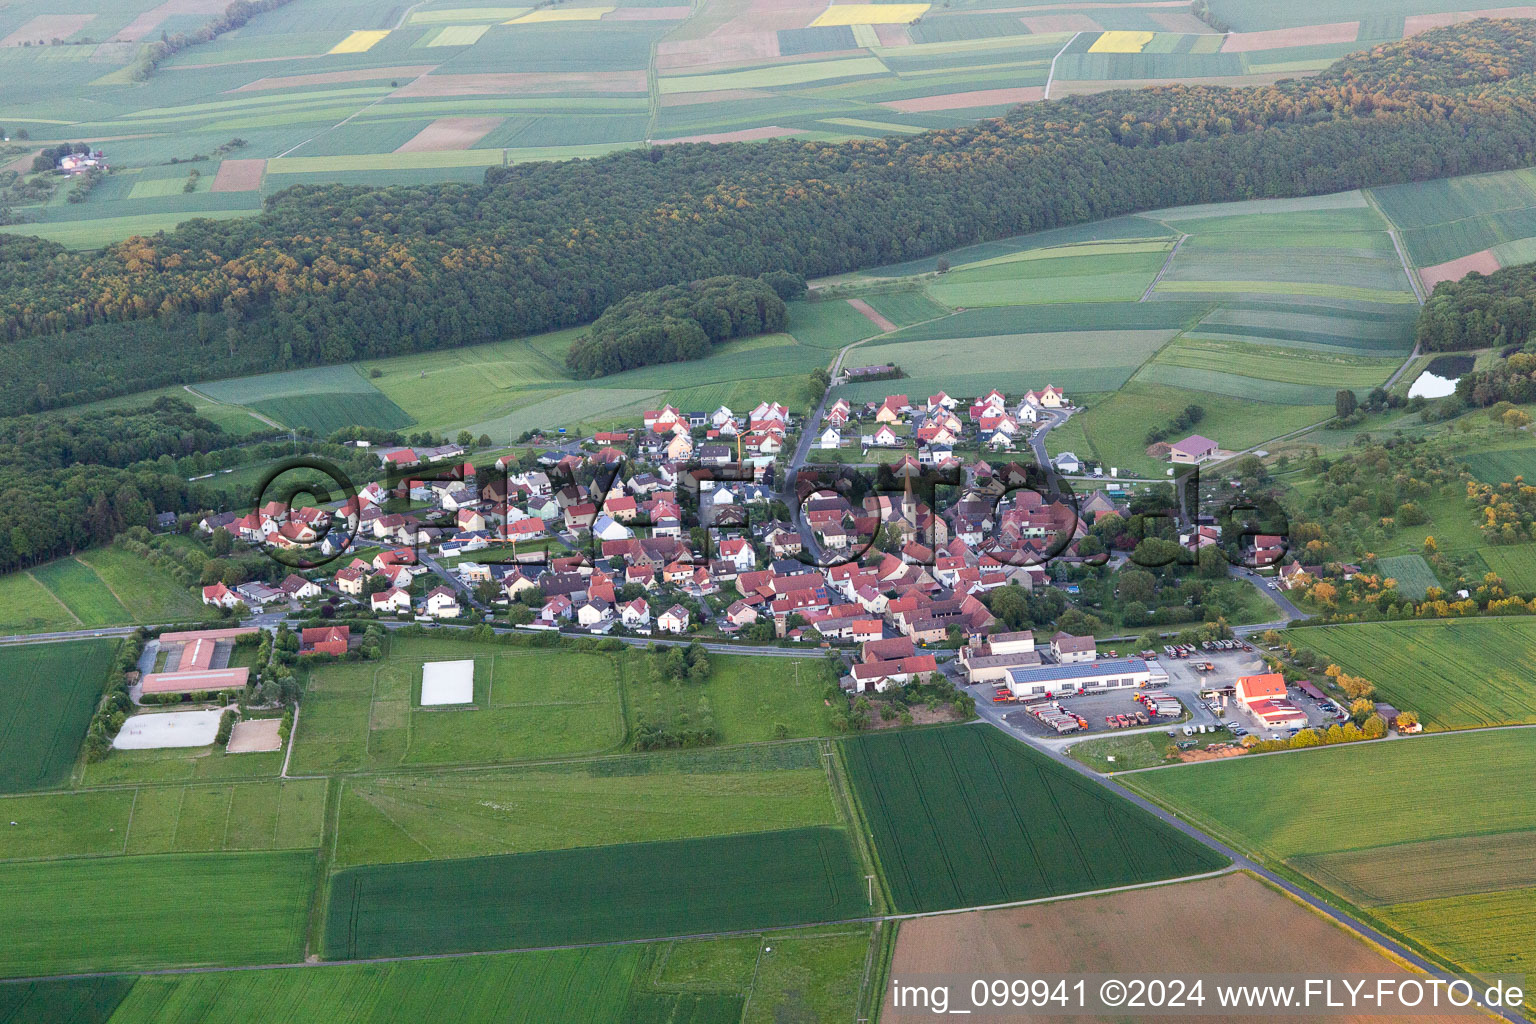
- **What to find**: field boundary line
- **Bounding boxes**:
[1363,189,1425,304]
[1138,233,1186,301]
[28,571,82,626]
[740,936,769,1020]
[121,787,139,856]
[219,784,236,851]
[280,705,299,778]
[1042,31,1080,100]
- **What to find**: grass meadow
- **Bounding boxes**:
[843,725,1226,913]
[332,743,838,866]
[0,552,201,634]
[0,779,327,861]
[0,639,115,794]
[621,649,839,746]
[290,639,627,774]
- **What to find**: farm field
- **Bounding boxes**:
[197,364,415,435]
[1373,554,1440,601]
[331,742,838,866]
[1477,544,1536,592]
[0,0,1496,252]
[1285,618,1536,729]
[842,724,1226,913]
[77,923,875,1023]
[1125,729,1536,1006]
[0,640,115,794]
[0,779,327,861]
[324,825,865,958]
[291,638,627,774]
[76,546,204,624]
[885,871,1472,1024]
[1369,167,1536,274]
[0,850,315,976]
[103,947,640,1024]
[80,739,286,787]
[27,557,131,626]
[1462,445,1536,484]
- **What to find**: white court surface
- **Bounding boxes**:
[421,660,475,705]
[113,709,223,749]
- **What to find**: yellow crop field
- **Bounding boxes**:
[812,3,930,27]
[329,30,390,54]
[507,6,612,22]
[1088,30,1154,53]
[425,24,491,46]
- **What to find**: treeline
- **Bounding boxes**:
[565,276,787,378]
[1145,404,1205,447]
[9,21,1536,409]
[0,397,247,573]
[1417,261,1536,351]
[129,0,297,81]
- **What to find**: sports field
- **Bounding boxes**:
[842,725,1226,913]
[291,639,627,774]
[0,851,315,976]
[332,742,838,866]
[1286,618,1536,729]
[324,826,865,957]
[0,640,115,794]
[1125,729,1536,1003]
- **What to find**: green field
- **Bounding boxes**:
[1125,729,1536,1001]
[76,547,204,624]
[27,558,131,626]
[292,639,627,774]
[786,299,885,350]
[1374,554,1439,601]
[324,826,865,958]
[1054,382,1333,478]
[0,779,327,861]
[1478,544,1536,592]
[1286,619,1536,730]
[0,552,200,634]
[842,725,1227,913]
[0,851,315,976]
[103,946,638,1024]
[332,743,838,866]
[0,977,135,1024]
[0,640,115,794]
[1370,167,1536,268]
[621,650,838,746]
[198,365,414,434]
[1463,446,1536,484]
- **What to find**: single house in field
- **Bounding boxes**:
[1168,434,1219,464]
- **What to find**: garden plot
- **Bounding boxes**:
[113,710,224,749]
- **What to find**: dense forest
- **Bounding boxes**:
[0,398,247,572]
[565,276,787,378]
[8,21,1536,410]
[1417,261,1536,351]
